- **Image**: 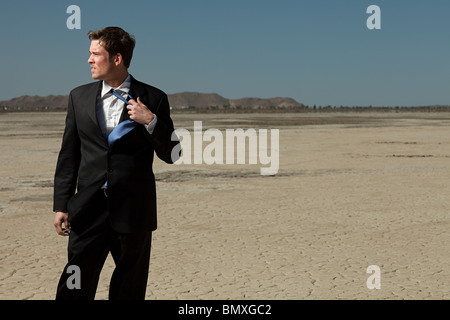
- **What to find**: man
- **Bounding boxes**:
[53,26,180,300]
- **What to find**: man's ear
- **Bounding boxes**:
[114,53,123,66]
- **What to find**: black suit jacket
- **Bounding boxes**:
[53,76,179,233]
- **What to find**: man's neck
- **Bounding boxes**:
[104,71,129,88]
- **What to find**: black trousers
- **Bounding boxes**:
[56,192,152,300]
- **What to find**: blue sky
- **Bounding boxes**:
[0,0,449,107]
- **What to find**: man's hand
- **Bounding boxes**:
[54,211,70,236]
[127,97,155,125]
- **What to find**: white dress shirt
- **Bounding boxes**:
[96,74,157,138]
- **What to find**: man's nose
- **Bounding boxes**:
[88,55,94,63]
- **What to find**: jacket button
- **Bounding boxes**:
[107,168,113,173]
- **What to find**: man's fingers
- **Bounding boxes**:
[53,217,62,233]
[54,211,70,236]
[126,97,153,124]
[63,216,71,235]
[54,223,63,235]
[55,224,68,236]
[127,97,147,109]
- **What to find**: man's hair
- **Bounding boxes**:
[88,27,136,69]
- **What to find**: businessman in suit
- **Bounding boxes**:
[53,27,180,300]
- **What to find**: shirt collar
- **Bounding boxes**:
[101,74,132,98]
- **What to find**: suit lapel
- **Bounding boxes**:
[87,81,102,128]
[84,81,109,147]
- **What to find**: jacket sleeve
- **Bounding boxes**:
[53,92,81,212]
[145,93,180,164]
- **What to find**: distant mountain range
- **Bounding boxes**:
[0,92,305,111]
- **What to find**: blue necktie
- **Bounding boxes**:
[103,89,137,191]
[107,89,137,146]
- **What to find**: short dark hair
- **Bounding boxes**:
[88,27,136,68]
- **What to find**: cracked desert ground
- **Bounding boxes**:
[1,111,450,300]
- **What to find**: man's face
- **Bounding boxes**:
[88,40,115,80]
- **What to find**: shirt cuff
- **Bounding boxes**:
[144,115,157,134]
